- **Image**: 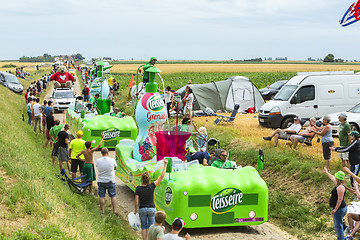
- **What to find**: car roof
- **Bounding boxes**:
[0,71,16,77]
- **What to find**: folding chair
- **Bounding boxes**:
[299,134,315,146]
[60,169,91,194]
[207,138,220,151]
[214,104,240,125]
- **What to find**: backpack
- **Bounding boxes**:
[82,88,87,95]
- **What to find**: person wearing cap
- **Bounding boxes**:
[69,130,86,179]
[324,167,347,240]
[338,113,352,168]
[330,131,360,186]
[162,218,191,240]
[143,57,157,84]
[315,115,334,171]
[263,116,302,147]
[134,159,168,240]
[50,66,75,88]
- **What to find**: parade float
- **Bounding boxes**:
[115,65,269,228]
[66,61,138,148]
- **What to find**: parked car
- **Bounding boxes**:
[259,80,287,100]
[0,71,23,94]
[326,103,360,136]
[258,73,360,129]
[50,88,76,112]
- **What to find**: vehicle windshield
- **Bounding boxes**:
[53,91,74,98]
[348,104,360,113]
[273,85,297,101]
[7,75,21,84]
[269,81,285,89]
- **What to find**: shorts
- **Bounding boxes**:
[279,131,290,139]
[83,163,96,181]
[46,129,51,140]
[291,135,306,142]
[71,158,84,173]
[97,181,116,198]
[42,116,46,127]
[31,112,34,120]
[338,151,349,161]
[184,107,192,115]
[138,207,156,229]
[322,141,334,160]
[58,146,69,162]
[52,142,59,157]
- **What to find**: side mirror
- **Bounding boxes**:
[290,97,297,104]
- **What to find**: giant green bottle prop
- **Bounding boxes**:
[133,67,167,161]
[89,61,113,114]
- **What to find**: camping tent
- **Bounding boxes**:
[177,76,265,112]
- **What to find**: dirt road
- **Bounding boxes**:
[46,74,296,240]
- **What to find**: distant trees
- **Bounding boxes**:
[323,54,334,62]
[72,53,85,61]
[19,53,85,62]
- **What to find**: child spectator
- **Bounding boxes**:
[148,211,166,240]
[76,134,104,194]
[162,218,191,240]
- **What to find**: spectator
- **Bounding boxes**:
[96,147,118,214]
[76,134,104,194]
[211,150,232,169]
[26,98,34,125]
[331,131,360,187]
[135,159,168,240]
[315,115,334,171]
[263,116,302,147]
[32,98,42,133]
[164,86,173,118]
[45,109,55,149]
[110,107,124,118]
[338,113,352,168]
[180,118,191,132]
[69,130,86,179]
[192,119,208,152]
[40,100,47,135]
[148,211,166,240]
[82,85,90,102]
[44,101,53,117]
[183,87,194,120]
[188,149,209,166]
[344,180,360,240]
[89,93,100,111]
[56,124,71,172]
[289,117,317,149]
[323,168,347,240]
[162,218,191,240]
[24,88,30,103]
[30,94,36,126]
[49,118,63,165]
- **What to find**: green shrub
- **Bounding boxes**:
[2,64,16,68]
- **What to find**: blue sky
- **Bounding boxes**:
[0,0,359,60]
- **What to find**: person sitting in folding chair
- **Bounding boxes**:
[263,116,302,147]
[289,117,317,149]
[192,118,208,152]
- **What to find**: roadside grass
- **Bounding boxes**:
[0,77,137,239]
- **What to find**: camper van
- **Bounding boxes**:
[258,73,360,129]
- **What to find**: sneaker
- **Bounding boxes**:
[263,137,271,141]
[344,226,350,235]
[344,235,353,240]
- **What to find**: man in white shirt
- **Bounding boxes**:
[96,147,118,214]
[162,218,191,240]
[263,115,302,147]
[32,98,42,133]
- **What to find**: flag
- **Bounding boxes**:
[340,0,360,27]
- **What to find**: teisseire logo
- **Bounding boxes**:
[103,128,121,141]
[211,188,243,214]
[147,95,164,112]
[92,81,101,89]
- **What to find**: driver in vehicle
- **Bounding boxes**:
[211,150,233,169]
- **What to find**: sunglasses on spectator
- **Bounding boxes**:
[220,154,227,157]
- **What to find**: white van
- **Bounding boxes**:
[258,73,360,128]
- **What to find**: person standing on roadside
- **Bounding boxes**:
[44,101,53,117]
[45,109,55,149]
[32,98,42,133]
[96,147,118,214]
[315,115,334,171]
[337,113,352,168]
[134,159,168,240]
[162,218,191,240]
[26,98,34,125]
[40,100,47,135]
[324,168,347,240]
[331,131,360,187]
[56,124,71,172]
[49,119,63,165]
[69,130,86,179]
